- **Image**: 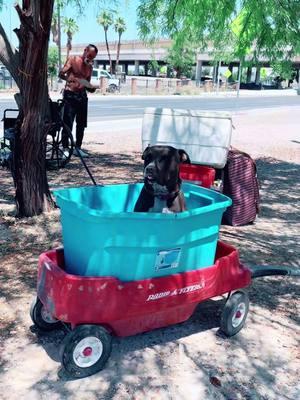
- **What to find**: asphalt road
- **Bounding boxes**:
[0,94,299,123]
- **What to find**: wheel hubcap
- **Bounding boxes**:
[41,306,58,324]
[83,347,93,357]
[73,336,103,368]
[232,302,246,328]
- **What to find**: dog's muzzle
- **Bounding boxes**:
[144,163,157,184]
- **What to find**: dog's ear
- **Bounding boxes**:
[142,146,152,160]
[178,149,190,164]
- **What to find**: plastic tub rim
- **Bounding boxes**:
[53,183,232,220]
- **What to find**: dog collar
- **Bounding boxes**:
[157,190,180,201]
[143,183,180,200]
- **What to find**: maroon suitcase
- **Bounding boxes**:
[222,149,260,226]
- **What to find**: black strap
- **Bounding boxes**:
[74,147,100,186]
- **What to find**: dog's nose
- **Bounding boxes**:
[146,165,154,174]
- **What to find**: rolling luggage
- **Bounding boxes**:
[222,149,260,226]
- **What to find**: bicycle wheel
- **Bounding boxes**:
[46,123,74,169]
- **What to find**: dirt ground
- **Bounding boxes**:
[0,106,299,400]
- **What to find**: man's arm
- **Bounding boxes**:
[58,57,73,81]
[78,78,97,92]
[85,67,96,93]
[86,86,97,93]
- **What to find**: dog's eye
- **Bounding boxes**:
[159,156,168,163]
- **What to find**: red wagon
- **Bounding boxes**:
[31,240,253,379]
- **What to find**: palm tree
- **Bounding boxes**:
[97,11,113,73]
[114,17,126,74]
[62,17,79,59]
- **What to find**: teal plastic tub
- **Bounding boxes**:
[54,183,231,281]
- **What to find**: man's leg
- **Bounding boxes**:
[75,125,85,149]
[75,96,88,149]
[62,94,76,149]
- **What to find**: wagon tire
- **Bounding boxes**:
[220,291,249,337]
[60,325,112,379]
[30,297,62,331]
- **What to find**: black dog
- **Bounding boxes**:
[134,145,190,213]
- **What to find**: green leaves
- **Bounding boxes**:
[137,0,300,66]
[271,60,295,80]
[62,17,79,35]
[114,17,126,35]
[97,10,114,31]
[48,46,59,77]
[166,41,197,78]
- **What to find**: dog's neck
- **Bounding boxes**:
[144,182,183,213]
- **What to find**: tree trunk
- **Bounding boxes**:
[115,32,122,74]
[104,29,112,73]
[66,33,72,59]
[12,0,55,217]
[176,68,182,79]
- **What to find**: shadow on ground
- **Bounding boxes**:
[0,152,299,399]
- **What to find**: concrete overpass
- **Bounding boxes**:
[63,39,300,82]
[64,39,172,75]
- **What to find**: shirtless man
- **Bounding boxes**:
[59,44,98,158]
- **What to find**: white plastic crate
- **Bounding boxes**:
[142,108,232,168]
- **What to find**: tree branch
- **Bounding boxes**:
[0,23,20,86]
[172,0,180,21]
[15,3,36,36]
[277,0,300,35]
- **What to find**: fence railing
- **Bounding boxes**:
[0,75,238,96]
[0,76,17,90]
[112,77,237,96]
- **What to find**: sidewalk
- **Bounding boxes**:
[83,106,300,164]
[0,88,298,101]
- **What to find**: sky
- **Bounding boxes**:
[0,0,140,48]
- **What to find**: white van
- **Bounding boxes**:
[91,69,120,93]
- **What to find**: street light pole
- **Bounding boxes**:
[217,60,221,93]
[57,1,62,73]
[237,60,242,98]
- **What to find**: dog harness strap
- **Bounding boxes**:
[142,184,180,200]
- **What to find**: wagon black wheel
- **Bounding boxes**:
[30,297,62,331]
[60,325,112,379]
[220,290,249,337]
[46,123,74,170]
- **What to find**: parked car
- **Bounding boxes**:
[240,82,262,90]
[90,69,120,93]
[200,75,223,84]
[200,75,213,82]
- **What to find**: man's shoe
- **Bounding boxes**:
[75,148,89,158]
[62,148,70,160]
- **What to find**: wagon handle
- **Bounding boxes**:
[248,265,300,279]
